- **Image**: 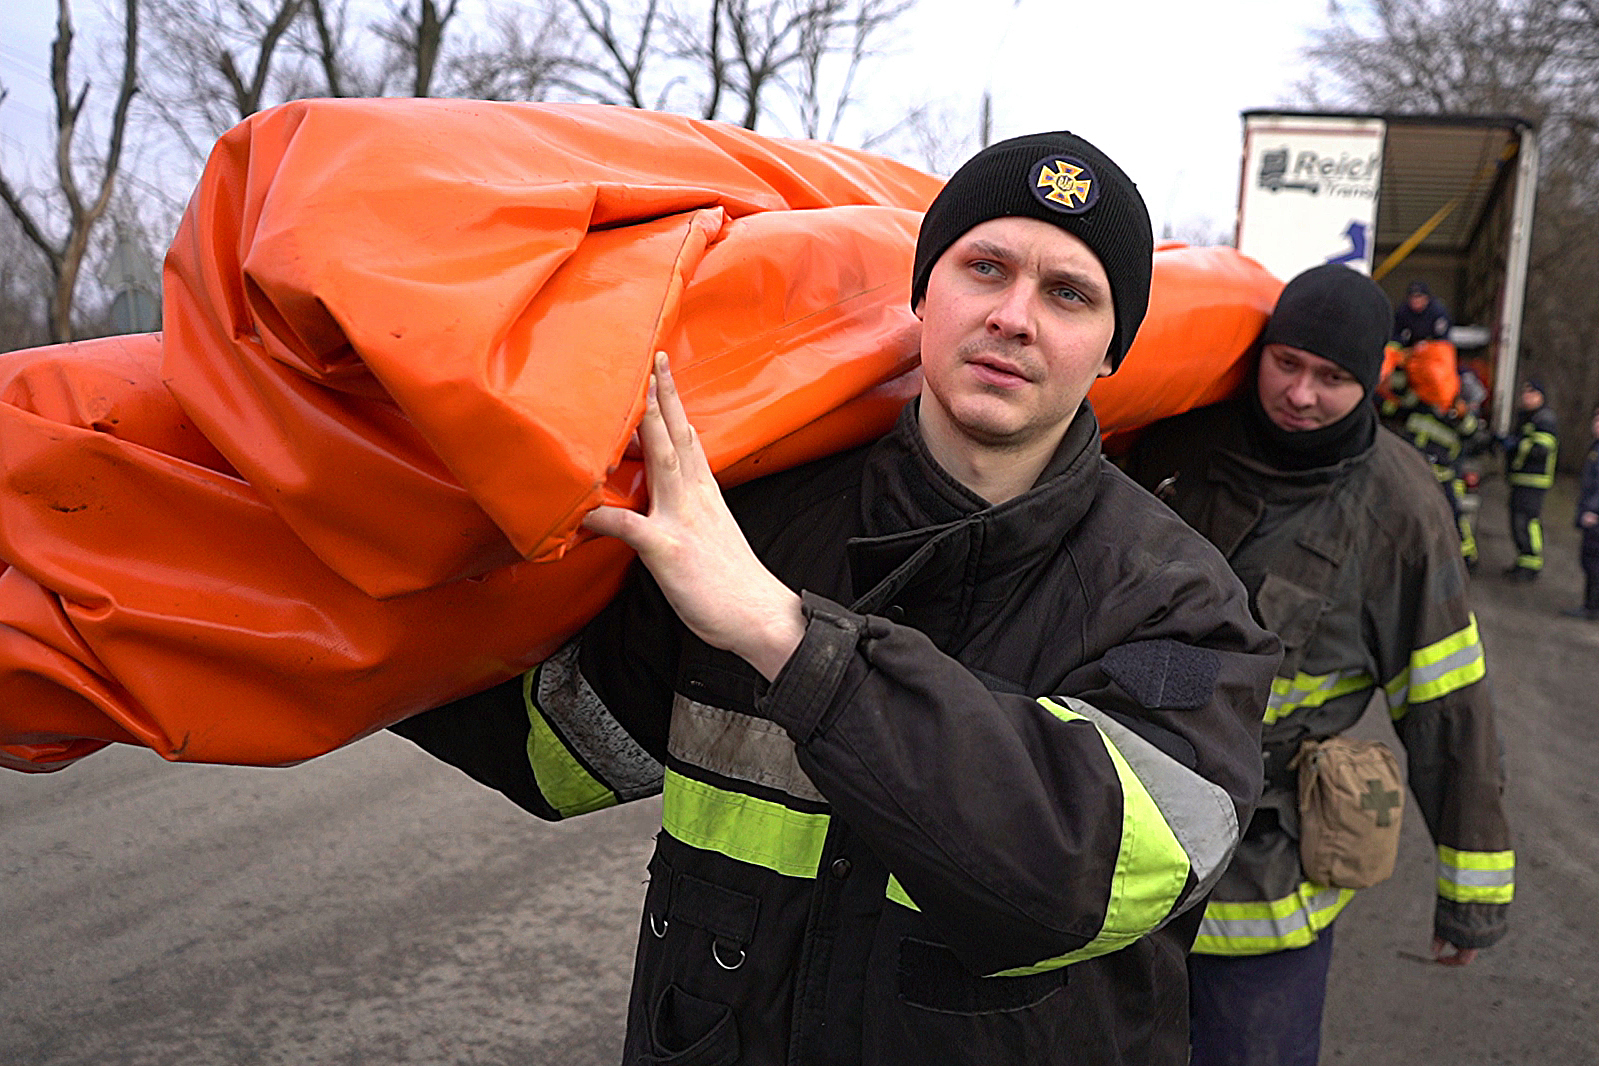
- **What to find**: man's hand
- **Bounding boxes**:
[1580,510,1598,529]
[582,351,805,681]
[1431,937,1479,967]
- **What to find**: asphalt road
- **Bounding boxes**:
[2,471,1595,1065]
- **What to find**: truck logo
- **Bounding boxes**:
[1030,156,1099,214]
[1258,147,1320,194]
[1325,220,1369,266]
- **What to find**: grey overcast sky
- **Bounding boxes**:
[0,0,1334,238]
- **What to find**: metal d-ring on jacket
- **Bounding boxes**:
[393,401,1281,1066]
[1126,399,1514,960]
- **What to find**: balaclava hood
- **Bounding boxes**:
[1260,263,1391,396]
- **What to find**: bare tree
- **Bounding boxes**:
[0,0,140,343]
[563,0,668,109]
[0,212,53,353]
[558,0,915,134]
[303,0,353,96]
[861,99,976,177]
[789,0,911,142]
[1302,0,1564,115]
[373,0,463,98]
[444,6,574,101]
[138,0,305,162]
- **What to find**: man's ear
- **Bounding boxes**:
[1097,352,1114,378]
[912,296,925,320]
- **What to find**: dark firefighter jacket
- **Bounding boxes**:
[1508,405,1559,491]
[1392,297,1452,347]
[1579,437,1599,526]
[1126,399,1514,957]
[394,401,1281,1066]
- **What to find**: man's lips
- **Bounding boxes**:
[1273,408,1319,429]
[967,355,1032,387]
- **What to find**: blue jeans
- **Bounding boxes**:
[1188,925,1337,1066]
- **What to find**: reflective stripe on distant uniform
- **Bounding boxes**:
[1383,616,1487,717]
[1509,430,1557,488]
[1437,845,1515,904]
[1263,616,1484,728]
[1193,882,1354,955]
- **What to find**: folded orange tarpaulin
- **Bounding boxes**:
[1378,339,1461,413]
[0,99,1281,773]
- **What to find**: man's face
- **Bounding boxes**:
[1520,384,1544,411]
[914,216,1115,454]
[1407,291,1430,313]
[1256,343,1366,432]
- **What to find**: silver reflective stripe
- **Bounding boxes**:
[1054,696,1239,901]
[1439,863,1514,889]
[668,696,825,803]
[1409,642,1482,690]
[1197,885,1345,942]
[1265,669,1369,722]
[536,642,663,802]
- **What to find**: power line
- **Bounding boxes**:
[0,48,54,89]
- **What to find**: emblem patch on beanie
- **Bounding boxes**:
[1030,155,1099,214]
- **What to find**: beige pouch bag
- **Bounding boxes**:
[1292,735,1404,890]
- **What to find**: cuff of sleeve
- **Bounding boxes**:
[757,592,863,743]
[1434,898,1509,951]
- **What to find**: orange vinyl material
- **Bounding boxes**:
[1380,339,1461,413]
[0,100,1281,772]
[1403,339,1461,412]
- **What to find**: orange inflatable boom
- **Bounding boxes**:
[0,100,1281,772]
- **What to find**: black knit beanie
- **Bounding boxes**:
[1260,264,1391,394]
[911,131,1154,371]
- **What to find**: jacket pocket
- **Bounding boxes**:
[896,937,1066,1014]
[639,984,740,1066]
[862,904,1076,1066]
[1254,571,1330,677]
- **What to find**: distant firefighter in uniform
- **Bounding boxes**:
[1391,278,1451,346]
[1505,378,1559,580]
[1563,401,1599,620]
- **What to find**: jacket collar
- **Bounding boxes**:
[845,400,1103,647]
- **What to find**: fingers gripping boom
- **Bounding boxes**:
[582,352,806,681]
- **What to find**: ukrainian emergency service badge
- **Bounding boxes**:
[1030,155,1098,215]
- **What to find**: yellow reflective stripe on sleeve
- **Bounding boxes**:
[524,671,618,818]
[1191,882,1354,956]
[1405,615,1487,706]
[985,698,1189,975]
[1264,670,1373,725]
[661,768,828,879]
[1437,846,1515,904]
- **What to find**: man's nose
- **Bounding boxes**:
[1285,372,1317,406]
[986,283,1036,343]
